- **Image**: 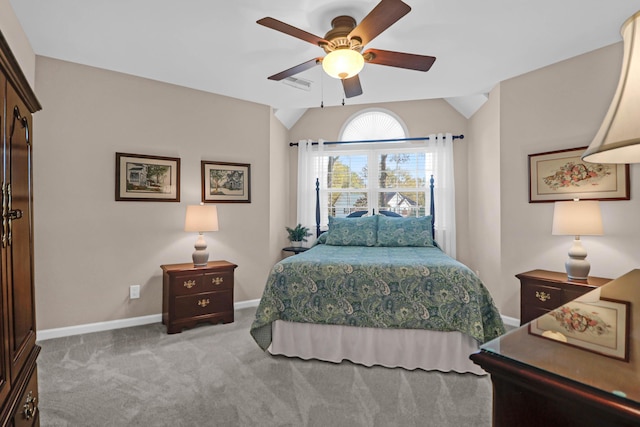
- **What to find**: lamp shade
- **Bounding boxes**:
[322,49,365,79]
[184,205,219,232]
[582,11,640,163]
[552,200,603,236]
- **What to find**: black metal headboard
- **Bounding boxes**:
[315,174,436,239]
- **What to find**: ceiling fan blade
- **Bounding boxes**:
[349,0,411,46]
[257,17,328,46]
[364,48,436,72]
[267,58,322,81]
[342,75,363,98]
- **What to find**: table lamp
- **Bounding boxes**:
[552,200,603,280]
[184,204,219,267]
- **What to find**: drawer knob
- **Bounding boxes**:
[183,280,197,289]
[212,277,224,285]
[22,390,37,420]
[197,299,210,308]
[536,291,551,302]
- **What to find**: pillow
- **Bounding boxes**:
[376,215,434,247]
[325,216,378,246]
[314,232,328,245]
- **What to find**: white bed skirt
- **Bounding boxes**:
[268,320,486,375]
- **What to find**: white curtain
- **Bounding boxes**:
[426,133,456,258]
[296,140,324,239]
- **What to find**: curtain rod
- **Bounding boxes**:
[289,134,464,147]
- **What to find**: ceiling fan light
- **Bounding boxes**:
[322,49,364,79]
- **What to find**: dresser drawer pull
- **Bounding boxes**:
[197,299,210,308]
[22,390,37,420]
[183,280,197,289]
[536,291,551,302]
[212,277,224,285]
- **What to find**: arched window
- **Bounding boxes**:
[340,109,407,142]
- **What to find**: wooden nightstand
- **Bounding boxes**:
[161,260,237,334]
[516,269,611,325]
[282,246,310,255]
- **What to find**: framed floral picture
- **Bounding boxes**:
[201,161,251,203]
[115,153,180,202]
[528,147,629,202]
[529,298,630,361]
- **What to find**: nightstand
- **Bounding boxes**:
[161,260,237,334]
[516,269,611,325]
[282,246,310,255]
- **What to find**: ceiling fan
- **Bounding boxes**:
[257,0,436,98]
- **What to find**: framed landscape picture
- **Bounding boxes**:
[201,161,251,203]
[529,298,630,361]
[528,147,629,202]
[115,153,180,202]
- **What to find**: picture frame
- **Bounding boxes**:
[201,161,251,203]
[115,153,180,202]
[528,147,630,203]
[529,298,630,361]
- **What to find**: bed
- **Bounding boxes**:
[250,179,504,375]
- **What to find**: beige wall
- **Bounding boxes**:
[0,0,36,86]
[33,56,287,329]
[467,84,502,308]
[496,42,640,318]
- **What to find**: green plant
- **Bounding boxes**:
[286,224,312,242]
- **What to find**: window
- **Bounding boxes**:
[296,109,456,255]
[323,148,434,218]
[320,109,433,218]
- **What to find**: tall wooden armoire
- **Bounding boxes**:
[0,32,42,426]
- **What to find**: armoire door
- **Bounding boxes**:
[5,82,36,382]
[0,72,10,408]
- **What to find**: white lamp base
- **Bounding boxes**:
[192,233,209,267]
[565,236,590,280]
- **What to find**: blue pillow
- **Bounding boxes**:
[376,215,433,247]
[325,216,378,246]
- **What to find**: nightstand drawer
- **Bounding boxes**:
[203,270,233,291]
[172,272,206,296]
[174,291,233,320]
[517,269,611,325]
[521,282,562,309]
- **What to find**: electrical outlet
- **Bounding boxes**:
[130,285,140,299]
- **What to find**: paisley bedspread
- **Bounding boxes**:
[250,244,505,350]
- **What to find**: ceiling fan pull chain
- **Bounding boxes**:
[320,67,324,108]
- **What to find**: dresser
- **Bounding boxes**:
[0,32,41,426]
[517,269,611,325]
[472,269,640,427]
[161,261,237,334]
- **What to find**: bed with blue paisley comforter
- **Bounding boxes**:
[250,215,504,374]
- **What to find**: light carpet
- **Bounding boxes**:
[36,307,492,426]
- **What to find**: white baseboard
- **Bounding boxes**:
[501,315,520,328]
[37,299,262,342]
[37,299,518,341]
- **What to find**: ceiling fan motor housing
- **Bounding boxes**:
[322,16,362,53]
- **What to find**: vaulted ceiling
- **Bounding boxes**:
[10,0,640,121]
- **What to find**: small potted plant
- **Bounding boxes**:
[286,224,312,247]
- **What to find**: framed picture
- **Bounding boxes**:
[115,153,180,202]
[529,298,630,361]
[528,147,629,202]
[201,161,251,203]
